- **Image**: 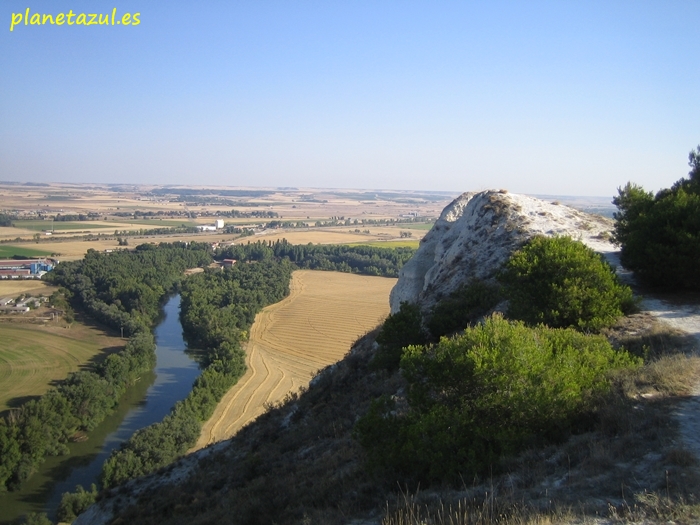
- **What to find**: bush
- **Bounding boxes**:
[613,147,700,290]
[498,236,635,331]
[57,484,98,523]
[355,316,640,483]
[426,280,502,338]
[371,302,427,371]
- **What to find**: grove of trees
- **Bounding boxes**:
[613,145,700,290]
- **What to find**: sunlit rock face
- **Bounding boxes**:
[389,190,614,314]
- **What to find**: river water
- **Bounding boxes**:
[0,295,201,524]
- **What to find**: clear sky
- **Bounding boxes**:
[1,1,698,196]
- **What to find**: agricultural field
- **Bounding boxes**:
[0,245,53,258]
[106,218,199,228]
[0,323,124,412]
[248,230,381,245]
[398,222,434,230]
[12,220,114,232]
[0,280,57,298]
[193,270,396,450]
[347,240,421,249]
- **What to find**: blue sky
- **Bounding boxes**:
[1,1,698,196]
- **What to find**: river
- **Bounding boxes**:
[0,295,201,524]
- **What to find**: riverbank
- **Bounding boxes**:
[0,296,200,524]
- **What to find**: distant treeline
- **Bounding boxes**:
[0,213,14,227]
[54,213,101,222]
[149,188,276,198]
[217,239,415,278]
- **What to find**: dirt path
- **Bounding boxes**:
[600,248,700,461]
[191,270,396,451]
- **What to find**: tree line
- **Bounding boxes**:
[100,255,295,487]
[217,239,415,278]
[0,242,212,492]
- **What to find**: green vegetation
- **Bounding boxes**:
[45,243,212,335]
[0,245,53,258]
[0,213,15,227]
[0,243,212,492]
[218,239,415,278]
[355,316,640,483]
[613,146,700,290]
[499,236,635,331]
[371,302,428,371]
[426,280,502,338]
[100,254,294,487]
[395,222,434,230]
[57,484,98,523]
[0,332,156,491]
[0,324,117,412]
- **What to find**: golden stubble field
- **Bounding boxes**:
[0,321,124,412]
[0,281,57,298]
[192,270,396,451]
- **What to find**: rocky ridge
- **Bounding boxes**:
[390,190,615,313]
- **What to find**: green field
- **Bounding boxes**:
[398,222,434,230]
[0,245,53,258]
[13,220,113,231]
[347,240,420,249]
[0,324,123,412]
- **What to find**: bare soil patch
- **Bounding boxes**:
[191,270,396,450]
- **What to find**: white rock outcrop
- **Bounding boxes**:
[389,190,615,313]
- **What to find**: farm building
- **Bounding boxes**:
[0,259,55,279]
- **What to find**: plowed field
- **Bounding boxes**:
[192,270,395,450]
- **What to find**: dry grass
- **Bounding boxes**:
[192,270,396,450]
[249,230,391,244]
[0,280,57,297]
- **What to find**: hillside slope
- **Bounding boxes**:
[75,192,700,525]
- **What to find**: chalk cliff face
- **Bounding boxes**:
[389,190,615,313]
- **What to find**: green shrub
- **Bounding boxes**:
[57,484,98,523]
[613,147,700,290]
[499,236,635,331]
[426,280,502,338]
[371,302,427,371]
[355,316,640,483]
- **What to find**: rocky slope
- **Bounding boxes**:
[390,190,614,313]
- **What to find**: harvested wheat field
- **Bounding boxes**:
[193,270,396,450]
[250,230,382,245]
[0,281,57,298]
